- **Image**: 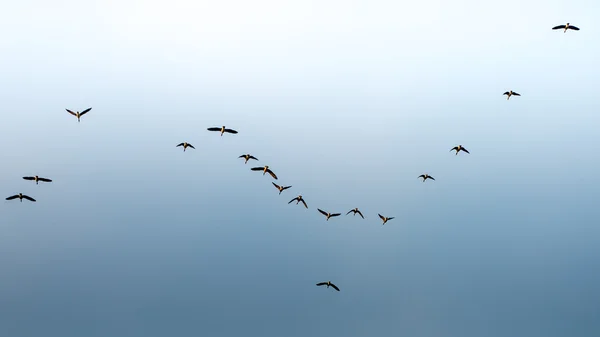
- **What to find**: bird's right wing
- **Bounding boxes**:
[316,282,327,286]
[251,167,263,171]
[23,177,35,180]
[301,199,308,209]
[462,148,470,154]
[288,198,297,204]
[357,210,364,219]
[272,182,280,190]
[207,127,220,131]
[176,143,184,147]
[330,283,340,291]
[5,195,18,200]
[568,26,580,30]
[346,210,353,215]
[318,209,327,216]
[450,147,458,152]
[22,195,36,202]
[188,144,195,149]
[248,156,258,160]
[513,92,521,96]
[66,109,77,116]
[378,214,384,220]
[266,169,278,180]
[552,25,566,29]
[80,107,92,115]
[418,175,425,179]
[503,92,509,95]
[38,178,52,182]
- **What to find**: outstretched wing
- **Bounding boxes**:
[251,167,263,171]
[266,169,278,180]
[388,217,395,220]
[378,213,384,220]
[66,109,77,116]
[22,195,36,202]
[188,144,195,149]
[301,199,308,209]
[318,209,327,216]
[80,107,92,116]
[450,147,458,152]
[418,175,425,179]
[329,283,340,291]
[461,147,470,154]
[272,182,281,190]
[5,195,19,200]
[23,176,35,181]
[176,143,184,147]
[238,154,247,158]
[38,177,52,182]
[357,210,364,219]
[513,92,521,96]
[346,209,354,215]
[503,91,509,95]
[283,185,291,190]
[330,213,341,217]
[248,155,258,161]
[207,127,220,131]
[568,25,580,30]
[552,25,566,30]
[429,176,435,181]
[288,197,297,204]
[316,282,327,287]
[224,128,238,134]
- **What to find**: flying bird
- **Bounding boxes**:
[346,208,364,219]
[207,126,238,136]
[378,213,395,225]
[503,90,521,100]
[418,174,435,182]
[272,182,292,195]
[450,145,470,155]
[176,142,195,152]
[318,209,341,221]
[239,154,258,164]
[23,176,52,185]
[316,281,340,291]
[552,23,580,33]
[6,193,36,202]
[66,107,92,122]
[288,195,308,209]
[251,165,278,179]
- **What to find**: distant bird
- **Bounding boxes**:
[288,195,308,209]
[552,23,580,33]
[207,126,238,136]
[418,174,435,182]
[378,213,394,225]
[66,107,92,122]
[316,281,340,291]
[176,142,195,152]
[272,182,292,195]
[23,176,52,185]
[6,193,36,202]
[239,154,258,164]
[503,90,521,100]
[318,209,341,221]
[450,145,470,155]
[346,208,364,219]
[251,165,278,179]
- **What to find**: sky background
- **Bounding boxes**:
[1,0,600,336]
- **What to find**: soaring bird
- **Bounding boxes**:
[346,208,364,219]
[318,209,341,221]
[251,165,278,179]
[316,281,340,291]
[239,154,258,164]
[418,174,435,182]
[6,193,36,202]
[552,23,580,33]
[66,107,92,122]
[272,182,292,195]
[503,90,521,100]
[288,195,308,209]
[176,142,195,152]
[207,126,238,136]
[23,176,52,185]
[450,145,470,155]
[378,213,394,225]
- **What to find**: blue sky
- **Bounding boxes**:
[1,0,599,336]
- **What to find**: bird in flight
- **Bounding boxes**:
[251,165,278,179]
[378,213,394,225]
[346,208,364,219]
[552,23,580,33]
[66,107,92,122]
[272,182,292,195]
[6,193,36,202]
[239,154,258,164]
[288,195,308,209]
[176,142,195,152]
[23,175,52,185]
[316,281,340,291]
[418,174,435,182]
[318,209,341,221]
[207,126,238,136]
[503,90,521,100]
[450,145,470,155]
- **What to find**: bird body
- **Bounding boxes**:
[378,213,394,225]
[316,281,340,291]
[552,22,579,33]
[318,209,341,221]
[272,182,292,194]
[346,208,364,219]
[239,154,258,164]
[208,126,238,136]
[451,145,470,155]
[418,174,435,182]
[288,195,308,208]
[503,90,521,100]
[251,165,278,179]
[66,107,92,122]
[6,193,36,202]
[23,175,52,185]
[176,142,195,152]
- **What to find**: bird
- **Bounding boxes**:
[251,165,278,179]
[346,208,364,219]
[22,176,52,185]
[207,126,238,136]
[378,213,395,225]
[552,23,580,33]
[288,195,308,209]
[450,145,470,155]
[418,174,435,182]
[318,209,341,221]
[316,281,340,291]
[66,107,92,122]
[176,142,195,152]
[272,182,292,195]
[239,154,258,164]
[6,193,36,202]
[503,90,521,100]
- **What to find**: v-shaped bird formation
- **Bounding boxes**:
[5,22,583,293]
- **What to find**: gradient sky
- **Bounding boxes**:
[1,0,599,336]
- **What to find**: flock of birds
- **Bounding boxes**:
[5,22,581,293]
